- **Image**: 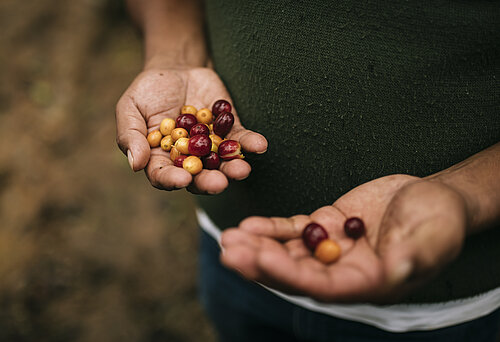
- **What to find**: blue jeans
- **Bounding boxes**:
[198,229,500,342]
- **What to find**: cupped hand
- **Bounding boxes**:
[116,67,267,194]
[221,175,468,303]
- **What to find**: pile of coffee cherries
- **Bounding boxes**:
[302,217,365,264]
[146,99,243,175]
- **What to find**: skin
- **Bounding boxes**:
[116,0,267,195]
[118,0,500,302]
[221,144,500,303]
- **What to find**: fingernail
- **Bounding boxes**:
[256,149,267,154]
[388,260,413,286]
[127,149,134,171]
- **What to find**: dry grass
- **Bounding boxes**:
[0,1,215,341]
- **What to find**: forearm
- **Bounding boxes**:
[126,0,207,69]
[427,142,500,234]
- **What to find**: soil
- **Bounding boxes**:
[0,1,216,341]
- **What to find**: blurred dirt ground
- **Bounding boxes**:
[0,1,216,341]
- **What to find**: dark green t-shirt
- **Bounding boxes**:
[199,0,500,303]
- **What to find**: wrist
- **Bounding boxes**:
[137,0,208,70]
[143,36,208,70]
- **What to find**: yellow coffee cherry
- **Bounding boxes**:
[160,135,174,151]
[211,142,218,153]
[196,108,213,125]
[209,134,223,153]
[183,156,203,175]
[171,127,188,142]
[314,240,341,264]
[170,146,181,162]
[147,130,162,148]
[181,105,197,115]
[174,137,190,154]
[209,134,223,146]
[160,118,176,136]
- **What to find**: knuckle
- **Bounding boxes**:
[115,132,128,150]
[148,168,162,189]
[115,94,129,117]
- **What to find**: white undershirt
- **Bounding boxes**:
[196,208,500,332]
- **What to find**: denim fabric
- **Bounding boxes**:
[198,229,500,342]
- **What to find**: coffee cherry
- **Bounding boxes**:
[181,105,197,115]
[302,223,328,251]
[211,142,218,153]
[196,108,213,125]
[213,111,234,137]
[212,99,231,117]
[147,130,162,148]
[218,140,244,160]
[190,123,210,136]
[160,118,176,136]
[209,134,223,153]
[202,152,221,170]
[344,217,365,239]
[170,146,181,162]
[176,114,197,132]
[174,155,188,168]
[209,134,223,146]
[160,135,174,151]
[183,156,203,175]
[314,240,341,264]
[171,128,188,142]
[174,137,190,155]
[188,134,211,157]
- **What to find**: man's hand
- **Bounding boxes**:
[220,175,468,303]
[116,67,267,194]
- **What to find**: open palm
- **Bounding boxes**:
[221,174,467,303]
[116,67,267,194]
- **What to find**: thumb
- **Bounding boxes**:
[115,94,151,171]
[379,217,465,287]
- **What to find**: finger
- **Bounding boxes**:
[310,206,346,238]
[219,159,251,180]
[187,169,229,195]
[310,206,355,253]
[227,128,268,154]
[221,244,261,279]
[116,94,150,171]
[257,239,382,302]
[221,228,261,250]
[238,215,310,240]
[145,148,192,190]
[185,69,268,154]
[255,247,331,297]
[220,229,279,280]
[284,239,312,259]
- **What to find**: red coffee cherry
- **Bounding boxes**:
[176,114,197,132]
[344,217,365,239]
[188,134,212,157]
[302,223,328,251]
[212,99,232,117]
[213,111,234,137]
[174,155,188,168]
[202,152,221,170]
[218,140,244,160]
[190,123,210,136]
